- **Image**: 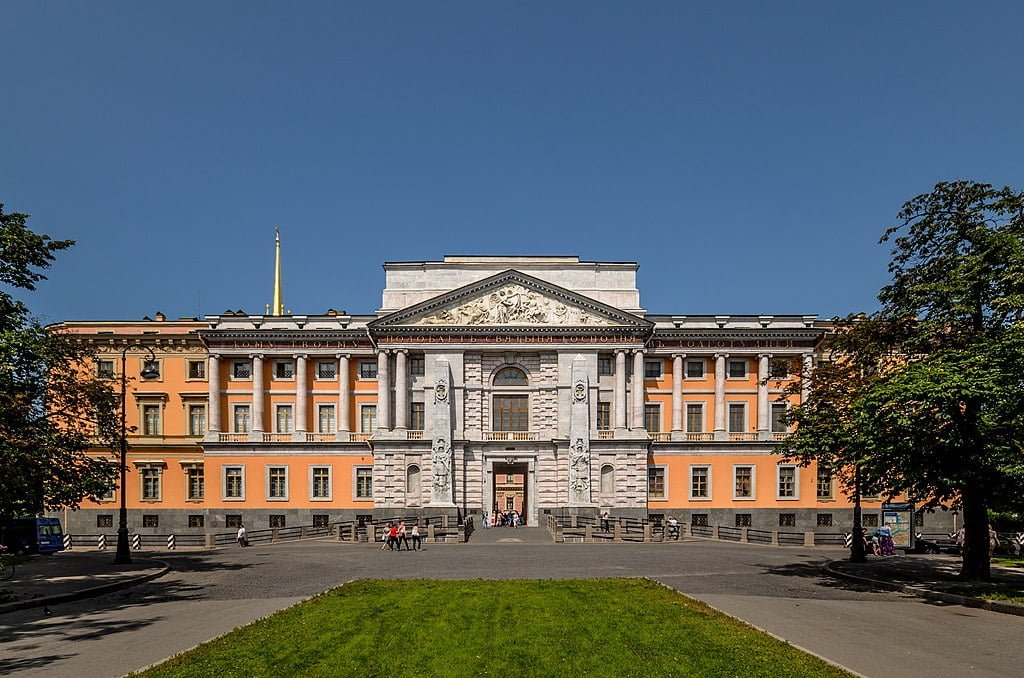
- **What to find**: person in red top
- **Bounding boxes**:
[387,523,399,551]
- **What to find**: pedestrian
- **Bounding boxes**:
[667,515,679,540]
[398,521,411,550]
[482,510,489,529]
[387,522,399,551]
[601,511,610,533]
[877,524,896,556]
[236,523,248,547]
[988,524,1000,557]
[380,524,389,551]
[411,524,422,550]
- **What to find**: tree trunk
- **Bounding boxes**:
[959,490,990,581]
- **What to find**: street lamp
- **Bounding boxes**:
[114,344,159,565]
[850,461,866,563]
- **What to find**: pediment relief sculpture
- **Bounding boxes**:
[412,284,617,327]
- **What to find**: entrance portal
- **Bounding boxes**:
[491,462,529,526]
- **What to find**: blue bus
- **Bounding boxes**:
[0,517,65,555]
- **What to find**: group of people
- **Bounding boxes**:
[954,524,1002,557]
[380,521,421,551]
[482,509,523,528]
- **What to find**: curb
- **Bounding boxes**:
[0,560,171,615]
[823,560,1024,618]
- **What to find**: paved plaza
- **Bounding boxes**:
[2,533,1022,677]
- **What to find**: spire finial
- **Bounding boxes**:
[271,228,284,315]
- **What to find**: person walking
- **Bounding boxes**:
[398,521,411,550]
[236,523,248,547]
[482,510,489,529]
[601,511,610,533]
[411,524,422,550]
[380,523,390,551]
[387,523,399,551]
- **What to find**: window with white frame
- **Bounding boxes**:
[727,359,747,379]
[275,405,294,433]
[685,403,704,432]
[140,466,161,501]
[777,465,798,499]
[409,356,425,376]
[233,405,251,433]
[769,358,791,379]
[359,360,377,379]
[317,404,336,433]
[644,360,662,379]
[223,466,244,499]
[597,355,613,376]
[274,360,294,380]
[644,403,661,432]
[816,466,833,499]
[311,466,331,500]
[685,359,705,379]
[140,358,161,379]
[727,403,746,433]
[734,465,754,499]
[142,404,161,436]
[186,466,204,500]
[96,359,115,379]
[360,405,376,433]
[232,360,251,379]
[316,360,337,380]
[648,466,666,499]
[187,360,206,380]
[354,467,373,499]
[267,466,288,500]
[770,403,788,433]
[690,466,710,499]
[188,404,206,436]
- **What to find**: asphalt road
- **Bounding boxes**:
[1,532,1020,677]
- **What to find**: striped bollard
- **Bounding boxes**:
[131,534,141,550]
[97,534,106,550]
[167,534,176,550]
[63,534,73,550]
[1016,533,1024,546]
[844,532,852,548]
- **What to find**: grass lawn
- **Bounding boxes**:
[945,583,1024,604]
[992,557,1024,569]
[135,579,851,678]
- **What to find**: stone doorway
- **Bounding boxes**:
[490,462,529,526]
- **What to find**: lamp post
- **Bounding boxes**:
[114,344,160,565]
[850,461,866,563]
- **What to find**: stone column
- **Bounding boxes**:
[205,354,220,441]
[394,349,408,431]
[802,353,814,401]
[337,354,350,438]
[757,354,770,440]
[294,354,308,438]
[671,354,684,433]
[376,350,390,431]
[614,350,627,430]
[250,354,264,441]
[713,353,727,440]
[631,349,645,429]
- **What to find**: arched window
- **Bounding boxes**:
[406,465,421,504]
[493,366,528,386]
[600,464,615,497]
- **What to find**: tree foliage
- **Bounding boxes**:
[0,203,119,518]
[778,181,1024,580]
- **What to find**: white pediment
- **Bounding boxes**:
[412,283,619,327]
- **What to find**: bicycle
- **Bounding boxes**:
[0,545,14,581]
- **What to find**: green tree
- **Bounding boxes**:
[0,203,119,518]
[779,181,1024,580]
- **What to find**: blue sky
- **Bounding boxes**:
[3,2,1022,322]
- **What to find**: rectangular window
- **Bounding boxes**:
[816,467,833,499]
[644,360,662,379]
[274,360,294,379]
[269,514,286,528]
[233,405,251,433]
[727,359,747,379]
[771,403,788,433]
[734,466,753,499]
[410,402,425,431]
[142,515,159,528]
[692,514,708,527]
[313,514,330,528]
[648,467,666,499]
[779,513,796,527]
[316,361,337,380]
[142,405,161,436]
[644,404,661,432]
[232,360,252,379]
[685,359,705,379]
[141,467,161,500]
[318,405,336,433]
[96,359,115,378]
[817,513,833,527]
[686,403,703,432]
[311,466,331,499]
[224,466,244,499]
[188,405,206,436]
[275,405,294,433]
[141,359,161,379]
[267,466,288,500]
[690,466,710,499]
[493,395,529,432]
[597,356,613,376]
[225,514,242,528]
[355,467,373,499]
[188,514,204,528]
[360,405,376,433]
[735,513,752,528]
[188,360,206,380]
[778,466,797,499]
[409,356,425,376]
[769,358,791,379]
[359,360,377,379]
[97,514,113,528]
[862,514,879,528]
[728,403,746,433]
[187,466,204,500]
[597,402,611,430]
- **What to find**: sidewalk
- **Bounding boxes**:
[0,551,169,614]
[826,554,1024,616]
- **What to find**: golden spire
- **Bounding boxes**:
[272,227,284,315]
